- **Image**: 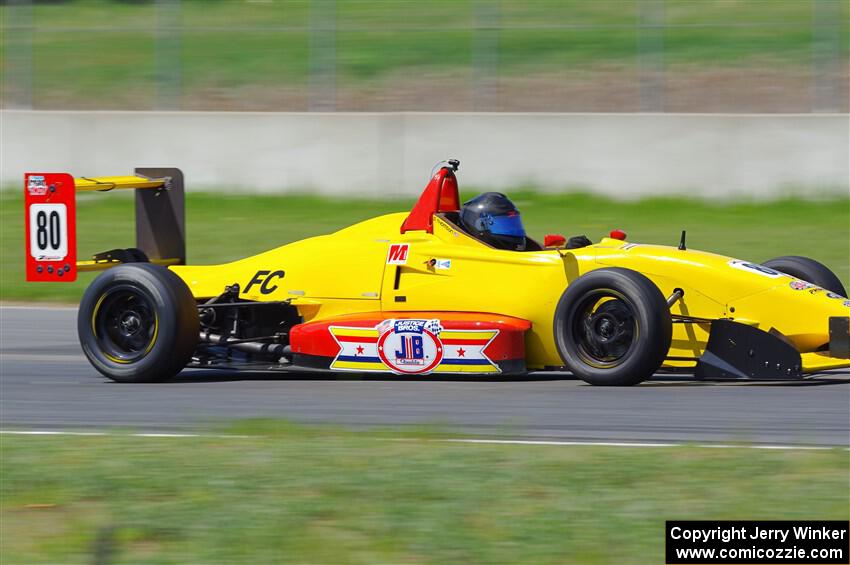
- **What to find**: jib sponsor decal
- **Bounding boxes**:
[377,319,444,374]
[728,260,783,278]
[328,318,500,375]
[789,279,815,291]
[26,175,48,196]
[843,300,850,308]
[386,243,409,265]
[434,259,451,270]
[825,292,845,300]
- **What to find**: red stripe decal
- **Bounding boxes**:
[441,338,490,346]
[334,335,379,343]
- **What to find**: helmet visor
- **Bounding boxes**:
[488,213,526,238]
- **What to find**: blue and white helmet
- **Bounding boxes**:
[460,192,527,251]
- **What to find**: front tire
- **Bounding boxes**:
[78,264,199,383]
[553,268,672,386]
[762,255,846,297]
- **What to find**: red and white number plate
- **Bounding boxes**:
[24,173,77,282]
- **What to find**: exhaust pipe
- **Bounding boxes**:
[199,332,291,360]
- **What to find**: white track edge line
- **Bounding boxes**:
[0,430,240,438]
[0,305,78,311]
[442,438,847,451]
[1,430,846,450]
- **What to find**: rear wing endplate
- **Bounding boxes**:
[24,167,185,282]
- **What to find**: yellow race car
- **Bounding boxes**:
[24,161,850,385]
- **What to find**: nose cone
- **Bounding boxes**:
[594,243,849,353]
[733,280,850,352]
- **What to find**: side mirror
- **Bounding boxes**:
[544,234,567,248]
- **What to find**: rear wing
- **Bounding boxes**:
[24,167,185,282]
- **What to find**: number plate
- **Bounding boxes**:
[25,173,77,282]
[29,204,68,260]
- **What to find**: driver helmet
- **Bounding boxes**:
[460,192,527,251]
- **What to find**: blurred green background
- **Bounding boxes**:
[2,425,849,564]
[2,0,848,112]
[1,3,849,564]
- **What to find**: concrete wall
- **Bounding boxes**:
[2,110,847,198]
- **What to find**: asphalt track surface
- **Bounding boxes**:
[1,307,848,446]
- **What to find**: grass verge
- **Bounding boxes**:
[1,422,848,564]
[2,190,848,303]
[1,1,846,110]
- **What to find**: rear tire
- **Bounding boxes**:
[762,255,846,297]
[553,268,672,386]
[78,263,199,383]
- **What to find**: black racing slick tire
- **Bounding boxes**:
[553,268,672,386]
[78,263,199,383]
[762,255,847,297]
